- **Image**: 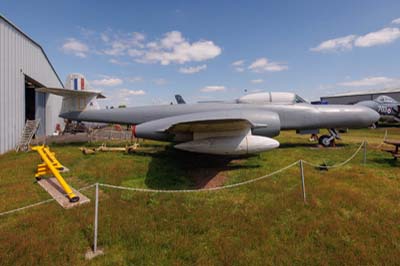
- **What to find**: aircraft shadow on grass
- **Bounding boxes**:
[127,145,260,190]
[277,141,348,149]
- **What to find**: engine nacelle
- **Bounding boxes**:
[174,134,280,155]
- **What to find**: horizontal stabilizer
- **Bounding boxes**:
[36,87,106,114]
[36,87,106,99]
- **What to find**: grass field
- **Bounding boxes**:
[0,128,399,265]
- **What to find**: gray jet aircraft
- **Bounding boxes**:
[356,95,400,124]
[37,89,379,155]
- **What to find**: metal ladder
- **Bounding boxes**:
[15,119,40,152]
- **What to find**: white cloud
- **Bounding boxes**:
[102,32,146,56]
[392,18,400,24]
[250,79,264,84]
[154,78,167,85]
[119,88,146,96]
[200,85,226,92]
[102,88,146,107]
[103,41,128,56]
[61,38,89,58]
[311,35,357,52]
[133,31,221,65]
[354,27,400,47]
[338,76,400,87]
[248,57,288,72]
[91,78,123,86]
[232,60,244,66]
[109,58,129,66]
[231,60,245,72]
[160,31,184,48]
[74,28,221,66]
[100,33,110,42]
[131,32,146,45]
[127,49,144,57]
[179,64,207,74]
[78,26,95,37]
[126,76,143,83]
[312,25,400,52]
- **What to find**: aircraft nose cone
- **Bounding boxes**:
[361,106,380,125]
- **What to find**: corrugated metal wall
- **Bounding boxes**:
[0,17,63,154]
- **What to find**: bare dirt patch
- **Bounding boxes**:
[192,169,228,189]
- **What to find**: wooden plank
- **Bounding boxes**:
[38,178,90,209]
[384,140,400,146]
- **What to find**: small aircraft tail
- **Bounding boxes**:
[175,94,186,104]
[36,87,105,115]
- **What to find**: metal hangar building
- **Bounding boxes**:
[0,14,63,154]
[320,88,400,105]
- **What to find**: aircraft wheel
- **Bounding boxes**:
[318,135,332,147]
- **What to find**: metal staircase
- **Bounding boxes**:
[15,119,40,152]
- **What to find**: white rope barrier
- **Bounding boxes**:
[0,198,55,217]
[376,129,388,149]
[99,160,299,193]
[0,141,369,217]
[302,141,365,169]
[0,183,95,217]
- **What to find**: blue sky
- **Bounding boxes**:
[1,0,400,106]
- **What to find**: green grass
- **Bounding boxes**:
[0,128,399,265]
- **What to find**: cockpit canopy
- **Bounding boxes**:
[375,95,397,104]
[237,92,307,105]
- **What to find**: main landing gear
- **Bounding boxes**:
[318,129,341,147]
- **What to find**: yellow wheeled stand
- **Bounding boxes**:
[32,145,80,202]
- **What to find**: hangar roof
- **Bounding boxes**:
[322,88,400,98]
[0,14,64,87]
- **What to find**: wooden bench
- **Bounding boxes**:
[382,140,400,160]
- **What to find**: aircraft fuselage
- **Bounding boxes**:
[62,102,379,136]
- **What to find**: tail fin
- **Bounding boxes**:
[175,94,186,104]
[36,87,105,114]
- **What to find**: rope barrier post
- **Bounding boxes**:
[299,160,307,204]
[86,183,103,259]
[363,141,367,165]
[94,182,99,253]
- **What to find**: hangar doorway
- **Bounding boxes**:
[25,76,46,136]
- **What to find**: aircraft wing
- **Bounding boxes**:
[142,110,268,133]
[168,119,250,133]
[135,110,280,155]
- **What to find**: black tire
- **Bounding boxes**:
[318,135,332,147]
[69,196,80,203]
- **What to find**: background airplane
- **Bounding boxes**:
[37,88,379,155]
[356,95,400,124]
[175,95,186,104]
